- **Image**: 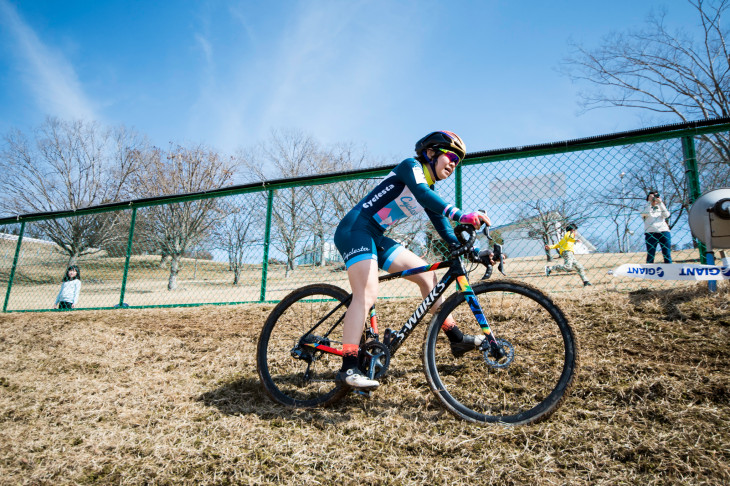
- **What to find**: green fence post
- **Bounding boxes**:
[455,165,463,209]
[3,221,25,312]
[682,136,706,263]
[260,189,274,302]
[119,207,137,307]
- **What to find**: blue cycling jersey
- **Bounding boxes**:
[334,158,464,269]
[359,158,463,236]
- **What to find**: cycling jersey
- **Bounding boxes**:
[334,158,464,269]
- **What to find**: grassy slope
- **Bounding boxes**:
[0,284,728,485]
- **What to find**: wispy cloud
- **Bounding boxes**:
[194,33,213,66]
[0,0,97,121]
[191,0,425,153]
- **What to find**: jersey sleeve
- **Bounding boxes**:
[549,233,567,250]
[425,207,460,246]
[394,160,464,222]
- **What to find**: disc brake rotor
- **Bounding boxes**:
[483,338,515,369]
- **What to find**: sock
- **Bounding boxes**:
[440,316,464,343]
[340,343,359,372]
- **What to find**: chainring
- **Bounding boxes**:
[359,341,391,380]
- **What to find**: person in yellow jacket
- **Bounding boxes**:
[544,223,591,287]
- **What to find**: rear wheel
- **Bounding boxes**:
[423,280,577,424]
[257,284,351,407]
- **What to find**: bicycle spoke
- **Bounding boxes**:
[257,285,350,407]
[424,281,577,424]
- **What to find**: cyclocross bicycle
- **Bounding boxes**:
[256,225,577,424]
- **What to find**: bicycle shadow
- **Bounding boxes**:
[197,376,364,424]
[196,370,436,424]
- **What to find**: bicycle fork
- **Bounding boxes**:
[455,275,506,361]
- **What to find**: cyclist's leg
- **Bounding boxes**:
[333,213,381,389]
[381,244,437,301]
[383,243,481,353]
[342,258,379,346]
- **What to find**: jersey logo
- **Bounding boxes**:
[362,184,395,209]
[412,166,428,186]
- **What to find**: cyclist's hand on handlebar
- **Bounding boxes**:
[479,249,496,266]
[466,247,481,263]
[459,211,491,229]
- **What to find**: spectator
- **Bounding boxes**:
[55,265,81,309]
[640,190,672,263]
[544,223,592,287]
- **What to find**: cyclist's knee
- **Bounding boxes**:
[351,283,378,309]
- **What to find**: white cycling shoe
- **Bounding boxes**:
[336,368,380,390]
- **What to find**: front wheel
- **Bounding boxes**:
[257,284,351,407]
[423,280,577,424]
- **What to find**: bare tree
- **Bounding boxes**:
[625,144,690,229]
[0,117,145,265]
[564,0,729,120]
[563,0,730,180]
[212,198,262,285]
[563,0,730,252]
[131,145,238,290]
[243,129,323,277]
[516,199,590,261]
[327,143,376,220]
[306,143,375,266]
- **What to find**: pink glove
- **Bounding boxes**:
[459,212,489,227]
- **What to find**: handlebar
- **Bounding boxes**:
[449,224,506,279]
[451,224,478,257]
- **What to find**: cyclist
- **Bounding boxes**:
[333,131,491,390]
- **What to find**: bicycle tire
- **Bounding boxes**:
[422,280,577,424]
[257,283,351,408]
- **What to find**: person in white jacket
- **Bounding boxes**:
[55,265,81,309]
[640,191,672,263]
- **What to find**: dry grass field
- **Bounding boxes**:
[0,282,728,485]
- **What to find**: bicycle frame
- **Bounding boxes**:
[301,255,503,359]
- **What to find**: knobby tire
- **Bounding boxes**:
[423,280,577,425]
[257,284,350,408]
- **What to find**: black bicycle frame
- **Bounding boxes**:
[376,257,500,355]
[301,256,502,358]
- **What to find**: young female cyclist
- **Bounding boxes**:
[332,131,491,390]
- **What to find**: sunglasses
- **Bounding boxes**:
[437,148,461,165]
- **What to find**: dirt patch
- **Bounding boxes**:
[0,285,728,485]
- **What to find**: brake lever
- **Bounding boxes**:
[479,243,506,280]
[493,243,506,276]
[478,248,494,279]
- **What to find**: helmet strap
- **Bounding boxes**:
[422,160,436,185]
[423,149,441,181]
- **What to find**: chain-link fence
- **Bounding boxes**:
[1,119,728,312]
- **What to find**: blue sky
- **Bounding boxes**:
[0,0,704,163]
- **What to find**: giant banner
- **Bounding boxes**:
[613,263,730,280]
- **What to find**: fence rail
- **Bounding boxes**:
[1,118,728,312]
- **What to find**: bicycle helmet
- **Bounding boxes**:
[415,131,466,180]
